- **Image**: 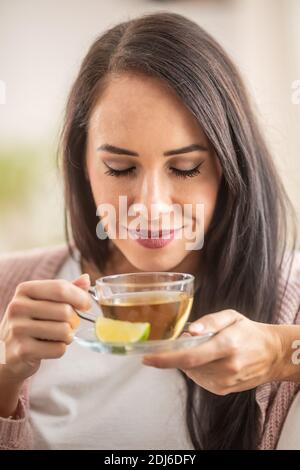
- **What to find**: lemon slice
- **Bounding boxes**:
[95,317,151,343]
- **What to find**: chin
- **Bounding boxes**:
[125,251,186,273]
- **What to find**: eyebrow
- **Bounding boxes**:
[96,143,208,157]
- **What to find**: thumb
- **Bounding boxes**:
[68,274,91,331]
[72,273,91,291]
[188,310,243,336]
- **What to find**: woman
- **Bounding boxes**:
[0,12,300,450]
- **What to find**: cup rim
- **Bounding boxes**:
[95,271,195,288]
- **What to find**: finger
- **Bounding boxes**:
[143,331,232,369]
[188,310,243,336]
[68,311,81,330]
[72,274,91,291]
[70,274,91,328]
[21,337,68,360]
[19,319,74,344]
[9,297,82,328]
[16,279,91,310]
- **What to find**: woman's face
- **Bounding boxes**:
[85,72,222,272]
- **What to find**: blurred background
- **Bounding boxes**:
[0,0,299,252]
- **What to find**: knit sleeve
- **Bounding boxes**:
[0,244,68,450]
[0,388,33,450]
[0,244,69,320]
[256,250,300,449]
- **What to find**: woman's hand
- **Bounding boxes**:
[0,274,91,385]
[142,310,284,395]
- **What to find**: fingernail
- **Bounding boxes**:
[142,358,154,366]
[79,273,90,283]
[68,331,74,341]
[188,323,205,334]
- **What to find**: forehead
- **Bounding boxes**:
[88,72,207,143]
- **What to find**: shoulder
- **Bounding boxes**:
[276,250,300,324]
[0,243,69,277]
[0,243,70,318]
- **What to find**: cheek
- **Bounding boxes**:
[203,187,219,228]
[88,174,129,235]
[190,181,219,232]
[86,156,121,205]
[88,172,121,207]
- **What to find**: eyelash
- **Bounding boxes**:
[104,163,203,179]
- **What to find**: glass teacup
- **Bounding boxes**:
[74,272,214,355]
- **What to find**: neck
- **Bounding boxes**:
[80,244,202,287]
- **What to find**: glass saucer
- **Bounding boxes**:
[73,314,215,355]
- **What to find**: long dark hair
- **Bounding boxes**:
[59,11,298,449]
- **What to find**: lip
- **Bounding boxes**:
[125,226,183,249]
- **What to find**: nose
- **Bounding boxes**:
[134,171,173,228]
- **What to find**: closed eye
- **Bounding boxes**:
[104,162,204,179]
[104,166,136,177]
[169,162,203,178]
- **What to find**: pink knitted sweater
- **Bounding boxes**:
[0,243,299,450]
